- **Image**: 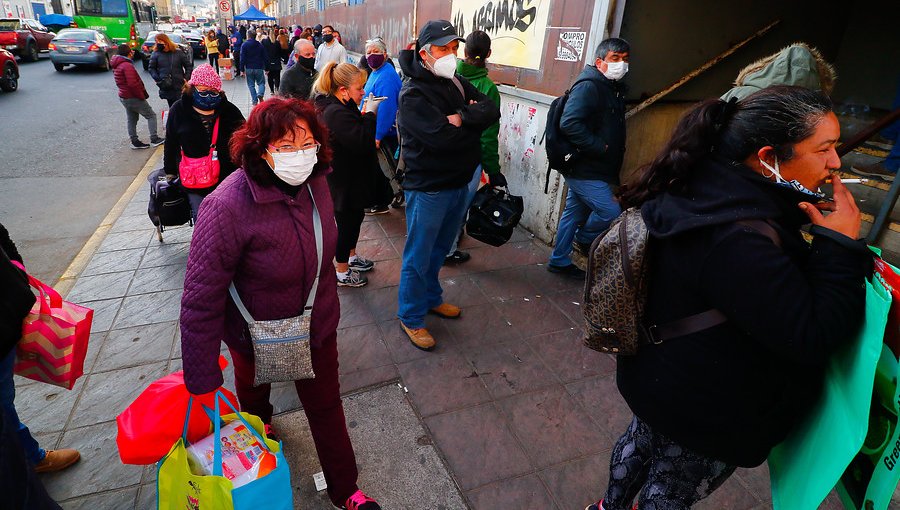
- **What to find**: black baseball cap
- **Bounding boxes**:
[417,20,464,49]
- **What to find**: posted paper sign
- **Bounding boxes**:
[556,31,586,62]
[450,0,551,70]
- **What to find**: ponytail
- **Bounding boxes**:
[619,85,833,209]
[312,61,366,97]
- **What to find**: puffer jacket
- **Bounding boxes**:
[721,43,836,101]
[111,55,148,99]
[179,169,340,395]
[149,49,193,100]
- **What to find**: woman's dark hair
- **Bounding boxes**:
[464,30,491,67]
[230,97,332,186]
[618,85,833,209]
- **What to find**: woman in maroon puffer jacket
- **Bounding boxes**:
[179,97,382,510]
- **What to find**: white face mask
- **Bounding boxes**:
[602,61,629,80]
[267,149,317,186]
[759,156,825,200]
[428,52,457,79]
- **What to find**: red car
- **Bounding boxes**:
[0,18,55,62]
[0,47,18,92]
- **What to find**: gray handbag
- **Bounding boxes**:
[228,186,322,386]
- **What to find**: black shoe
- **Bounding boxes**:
[348,256,375,272]
[130,139,150,149]
[547,263,585,279]
[150,136,166,147]
[364,205,390,215]
[444,250,471,265]
[337,269,368,288]
[390,195,405,208]
[572,240,591,257]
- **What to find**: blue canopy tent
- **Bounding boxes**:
[38,13,73,26]
[233,6,275,21]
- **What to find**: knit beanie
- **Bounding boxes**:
[188,64,222,90]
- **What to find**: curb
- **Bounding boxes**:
[55,146,164,297]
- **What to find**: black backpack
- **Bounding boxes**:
[147,167,192,241]
[543,78,600,192]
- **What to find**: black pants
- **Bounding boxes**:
[373,135,399,208]
[267,69,281,94]
[208,52,219,73]
[602,416,736,510]
[232,46,241,74]
[334,209,364,264]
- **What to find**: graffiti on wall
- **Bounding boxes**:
[340,12,412,55]
[450,0,551,70]
[499,101,540,169]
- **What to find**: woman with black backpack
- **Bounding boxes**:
[149,33,193,107]
[585,86,870,510]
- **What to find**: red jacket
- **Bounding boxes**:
[111,55,149,99]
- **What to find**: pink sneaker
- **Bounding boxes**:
[343,489,381,510]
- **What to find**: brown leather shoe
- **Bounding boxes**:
[400,323,436,351]
[429,303,461,319]
[35,449,80,473]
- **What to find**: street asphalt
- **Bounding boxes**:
[0,52,175,284]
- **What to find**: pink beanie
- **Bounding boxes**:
[188,64,222,90]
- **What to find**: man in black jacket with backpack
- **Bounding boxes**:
[547,38,630,278]
[395,20,500,351]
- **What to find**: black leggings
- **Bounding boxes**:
[208,52,219,73]
[267,70,281,94]
[602,416,736,510]
[334,209,364,264]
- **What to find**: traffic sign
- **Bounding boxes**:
[218,1,230,12]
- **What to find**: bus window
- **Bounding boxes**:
[75,0,127,16]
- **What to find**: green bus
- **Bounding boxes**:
[72,0,156,53]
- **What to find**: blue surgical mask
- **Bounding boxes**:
[759,156,826,200]
[193,90,222,110]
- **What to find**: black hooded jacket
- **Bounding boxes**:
[397,49,501,192]
[618,157,872,467]
[0,223,34,359]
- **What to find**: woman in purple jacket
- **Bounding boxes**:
[179,97,381,510]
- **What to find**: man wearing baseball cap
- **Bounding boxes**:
[395,20,501,351]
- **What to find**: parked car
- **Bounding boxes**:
[49,28,116,72]
[0,18,55,62]
[140,31,192,70]
[174,28,205,59]
[0,47,18,91]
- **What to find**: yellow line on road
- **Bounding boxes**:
[55,147,163,297]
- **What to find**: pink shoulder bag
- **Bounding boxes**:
[179,117,221,189]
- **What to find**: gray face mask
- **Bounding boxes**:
[759,156,826,200]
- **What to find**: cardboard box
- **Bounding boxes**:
[219,57,232,68]
[222,68,234,81]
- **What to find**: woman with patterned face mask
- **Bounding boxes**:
[585,86,868,510]
[360,37,402,214]
[163,64,245,220]
[180,97,383,510]
[312,62,380,288]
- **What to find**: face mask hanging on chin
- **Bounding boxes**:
[759,156,826,200]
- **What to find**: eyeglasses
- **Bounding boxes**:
[195,91,220,98]
[267,143,320,154]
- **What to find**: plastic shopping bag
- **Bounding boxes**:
[156,391,292,510]
[116,356,239,465]
[769,275,892,510]
[14,270,92,390]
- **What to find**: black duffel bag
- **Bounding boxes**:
[465,185,524,247]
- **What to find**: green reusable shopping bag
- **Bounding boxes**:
[769,275,892,510]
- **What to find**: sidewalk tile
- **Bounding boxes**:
[338,291,377,328]
[79,297,122,333]
[337,324,393,374]
[70,361,168,427]
[139,242,190,269]
[93,322,177,373]
[97,229,153,253]
[377,213,407,237]
[127,264,186,296]
[471,268,539,300]
[734,465,771,503]
[109,214,153,233]
[155,225,194,244]
[42,421,144,501]
[496,296,574,338]
[398,351,491,417]
[496,386,607,469]
[439,275,491,308]
[538,452,610,510]
[13,378,83,435]
[468,340,557,399]
[355,237,399,261]
[135,484,156,510]
[565,373,631,441]
[340,364,400,395]
[360,285,399,323]
[693,475,759,510]
[67,270,135,302]
[363,258,402,289]
[270,381,301,415]
[466,473,559,510]
[59,487,138,510]
[113,289,182,329]
[378,317,451,364]
[521,263,585,294]
[424,402,531,490]
[547,289,587,325]
[526,328,613,383]
[83,330,106,373]
[358,220,387,241]
[81,248,144,277]
[442,304,520,348]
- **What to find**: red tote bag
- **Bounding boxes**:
[14,269,92,390]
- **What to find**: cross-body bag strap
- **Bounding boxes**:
[210,117,220,151]
[228,185,322,322]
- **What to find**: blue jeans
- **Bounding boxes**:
[245,68,266,104]
[0,350,44,465]
[398,186,470,328]
[549,177,621,267]
[448,165,483,255]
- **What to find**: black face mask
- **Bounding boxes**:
[156,43,164,51]
[298,56,316,70]
[323,34,333,43]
